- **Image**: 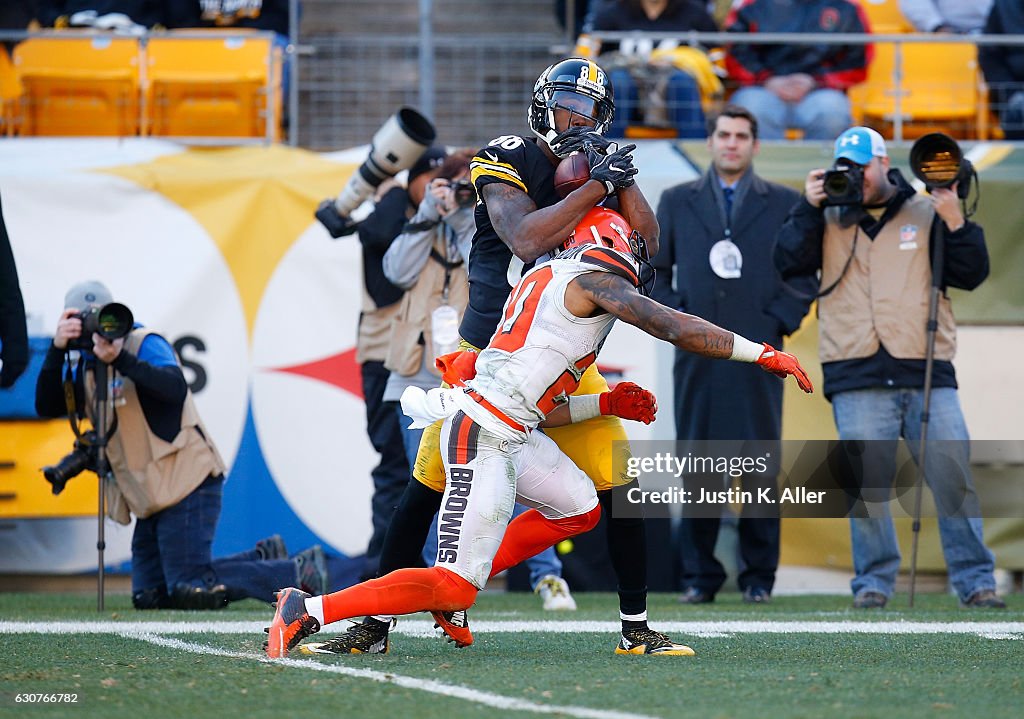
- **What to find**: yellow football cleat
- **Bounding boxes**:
[615,627,696,656]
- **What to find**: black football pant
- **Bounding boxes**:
[678,515,780,595]
[360,360,411,581]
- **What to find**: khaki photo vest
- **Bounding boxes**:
[84,330,226,524]
[819,195,957,364]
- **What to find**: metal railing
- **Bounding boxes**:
[6,2,1024,148]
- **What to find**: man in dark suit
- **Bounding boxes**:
[652,104,813,603]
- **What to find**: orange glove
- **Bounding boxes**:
[756,343,813,393]
[435,350,477,387]
[599,381,658,424]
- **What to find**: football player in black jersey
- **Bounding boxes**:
[302,58,691,657]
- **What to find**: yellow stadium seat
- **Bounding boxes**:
[145,33,282,140]
[848,41,986,139]
[0,46,22,135]
[859,0,912,33]
[13,35,140,136]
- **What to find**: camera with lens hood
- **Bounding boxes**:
[68,302,135,351]
[822,159,865,206]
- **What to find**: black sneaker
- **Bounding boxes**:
[300,617,393,655]
[742,586,771,604]
[255,534,288,561]
[678,586,714,604]
[960,589,1007,609]
[294,545,328,596]
[853,590,888,609]
[615,627,695,656]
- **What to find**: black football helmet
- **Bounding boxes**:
[529,58,615,154]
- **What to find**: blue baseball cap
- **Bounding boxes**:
[833,126,887,166]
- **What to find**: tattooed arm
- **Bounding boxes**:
[483,181,608,264]
[570,271,814,392]
[570,272,735,358]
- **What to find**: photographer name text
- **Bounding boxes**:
[626,486,825,505]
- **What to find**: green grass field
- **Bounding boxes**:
[2,592,1021,719]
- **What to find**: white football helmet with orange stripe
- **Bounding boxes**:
[529,58,615,153]
[561,207,655,295]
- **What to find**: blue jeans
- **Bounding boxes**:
[131,475,299,604]
[831,387,996,602]
[607,66,706,139]
[729,86,851,140]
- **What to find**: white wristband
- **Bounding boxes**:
[568,394,603,424]
[730,334,764,363]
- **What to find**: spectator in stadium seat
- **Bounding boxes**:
[173,1,296,120]
[576,0,718,138]
[899,0,992,35]
[652,105,813,605]
[724,0,871,140]
[554,0,598,37]
[979,0,1024,140]
[34,280,334,609]
[774,126,1005,610]
[35,1,163,29]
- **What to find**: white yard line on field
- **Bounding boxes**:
[126,632,656,719]
[1,619,1022,639]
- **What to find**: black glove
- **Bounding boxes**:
[550,127,616,157]
[315,199,359,238]
[586,142,638,195]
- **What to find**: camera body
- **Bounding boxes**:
[68,302,134,351]
[450,179,476,209]
[822,160,864,206]
[42,430,99,495]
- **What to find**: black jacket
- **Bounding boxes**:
[652,168,810,441]
[0,193,28,388]
[979,0,1024,108]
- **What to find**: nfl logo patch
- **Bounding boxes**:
[899,224,918,249]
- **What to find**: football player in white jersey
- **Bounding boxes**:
[265,207,812,659]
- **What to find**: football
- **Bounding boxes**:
[553,153,591,198]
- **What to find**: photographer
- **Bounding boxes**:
[773,127,1004,610]
[35,281,329,610]
[382,149,475,463]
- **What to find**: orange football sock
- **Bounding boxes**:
[320,566,477,625]
[489,504,602,577]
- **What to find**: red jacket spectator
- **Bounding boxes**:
[725,0,871,91]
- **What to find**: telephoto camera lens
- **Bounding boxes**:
[69,303,134,351]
